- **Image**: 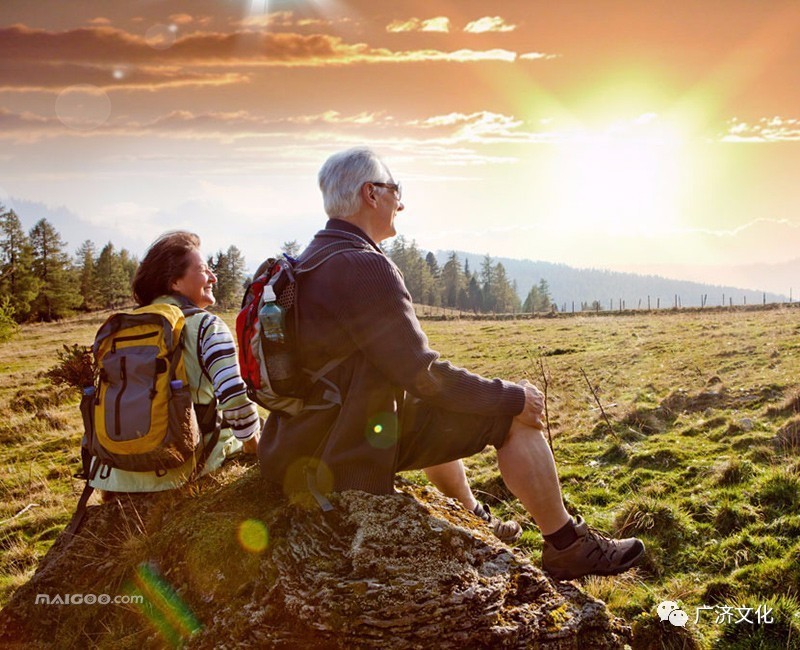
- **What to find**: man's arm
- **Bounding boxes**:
[333,252,525,417]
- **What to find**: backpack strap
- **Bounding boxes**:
[300,357,347,412]
[295,239,367,276]
[185,309,221,479]
[64,481,94,537]
[190,310,216,385]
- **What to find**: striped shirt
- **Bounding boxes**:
[197,314,260,441]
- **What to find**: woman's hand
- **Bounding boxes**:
[242,432,260,455]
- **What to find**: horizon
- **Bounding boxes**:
[2,1,799,294]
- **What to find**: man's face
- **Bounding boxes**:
[371,175,404,242]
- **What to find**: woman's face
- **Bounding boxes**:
[171,249,217,308]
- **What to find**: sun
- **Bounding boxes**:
[546,119,688,238]
[247,0,341,16]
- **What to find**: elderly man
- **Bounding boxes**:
[259,147,644,579]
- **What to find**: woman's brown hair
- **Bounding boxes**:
[132,231,201,306]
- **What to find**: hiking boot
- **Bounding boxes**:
[542,516,645,580]
[472,502,522,544]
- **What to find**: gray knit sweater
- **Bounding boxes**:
[258,219,526,494]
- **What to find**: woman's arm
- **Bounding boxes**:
[197,315,261,443]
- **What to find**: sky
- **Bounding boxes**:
[1,0,799,293]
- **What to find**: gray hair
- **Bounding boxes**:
[318,147,390,218]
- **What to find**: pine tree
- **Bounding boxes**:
[425,251,440,279]
[281,240,301,258]
[388,237,437,305]
[75,240,99,310]
[491,262,520,313]
[119,248,138,287]
[523,278,553,313]
[466,272,482,314]
[0,207,39,321]
[440,252,464,309]
[422,251,442,306]
[480,254,496,312]
[95,242,131,309]
[28,218,81,320]
[211,245,246,310]
[536,278,553,311]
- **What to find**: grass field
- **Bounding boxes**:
[1,306,799,648]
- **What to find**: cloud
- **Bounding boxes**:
[0,60,248,92]
[2,104,665,153]
[88,17,111,26]
[722,116,800,142]
[239,11,338,29]
[683,217,800,238]
[408,111,558,145]
[519,52,560,61]
[394,48,518,63]
[168,14,196,26]
[286,111,386,125]
[387,17,451,33]
[0,23,533,91]
[0,107,397,143]
[420,17,451,32]
[240,11,295,28]
[464,16,517,33]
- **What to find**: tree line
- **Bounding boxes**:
[0,205,248,328]
[0,204,554,335]
[385,236,552,314]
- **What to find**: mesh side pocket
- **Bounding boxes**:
[277,282,296,310]
[164,383,202,467]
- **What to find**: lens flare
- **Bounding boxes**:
[54,85,111,131]
[283,456,334,507]
[237,519,269,554]
[365,412,398,449]
[145,24,177,50]
[127,563,201,647]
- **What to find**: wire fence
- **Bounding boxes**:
[415,296,800,321]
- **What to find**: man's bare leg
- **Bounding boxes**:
[497,413,645,580]
[423,460,479,511]
[497,420,571,535]
[424,459,522,543]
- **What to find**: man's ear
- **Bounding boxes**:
[361,182,377,207]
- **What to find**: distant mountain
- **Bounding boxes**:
[615,259,800,299]
[434,251,788,310]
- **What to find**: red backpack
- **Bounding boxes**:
[236,252,347,416]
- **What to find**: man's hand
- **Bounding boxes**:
[514,379,545,430]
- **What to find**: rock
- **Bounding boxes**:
[0,470,630,649]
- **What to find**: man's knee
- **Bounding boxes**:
[501,419,547,448]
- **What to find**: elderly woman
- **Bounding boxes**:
[89,231,260,493]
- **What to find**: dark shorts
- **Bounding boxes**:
[395,395,513,471]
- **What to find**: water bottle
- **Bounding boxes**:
[258,285,297,395]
